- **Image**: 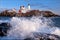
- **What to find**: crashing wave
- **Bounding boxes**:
[0,16,60,40]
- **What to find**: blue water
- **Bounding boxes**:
[51,17,60,27]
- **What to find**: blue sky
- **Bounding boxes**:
[0,0,60,14]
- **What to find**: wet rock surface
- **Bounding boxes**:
[0,23,60,40]
[0,23,11,37]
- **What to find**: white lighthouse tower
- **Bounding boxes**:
[28,4,31,10]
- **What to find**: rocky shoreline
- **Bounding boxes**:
[0,10,60,17]
[0,22,60,40]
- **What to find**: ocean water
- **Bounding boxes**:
[0,16,60,40]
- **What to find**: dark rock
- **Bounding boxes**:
[23,32,60,40]
[0,23,11,37]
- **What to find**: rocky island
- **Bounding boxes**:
[0,4,60,17]
[0,10,60,17]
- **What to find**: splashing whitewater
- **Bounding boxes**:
[0,16,60,39]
